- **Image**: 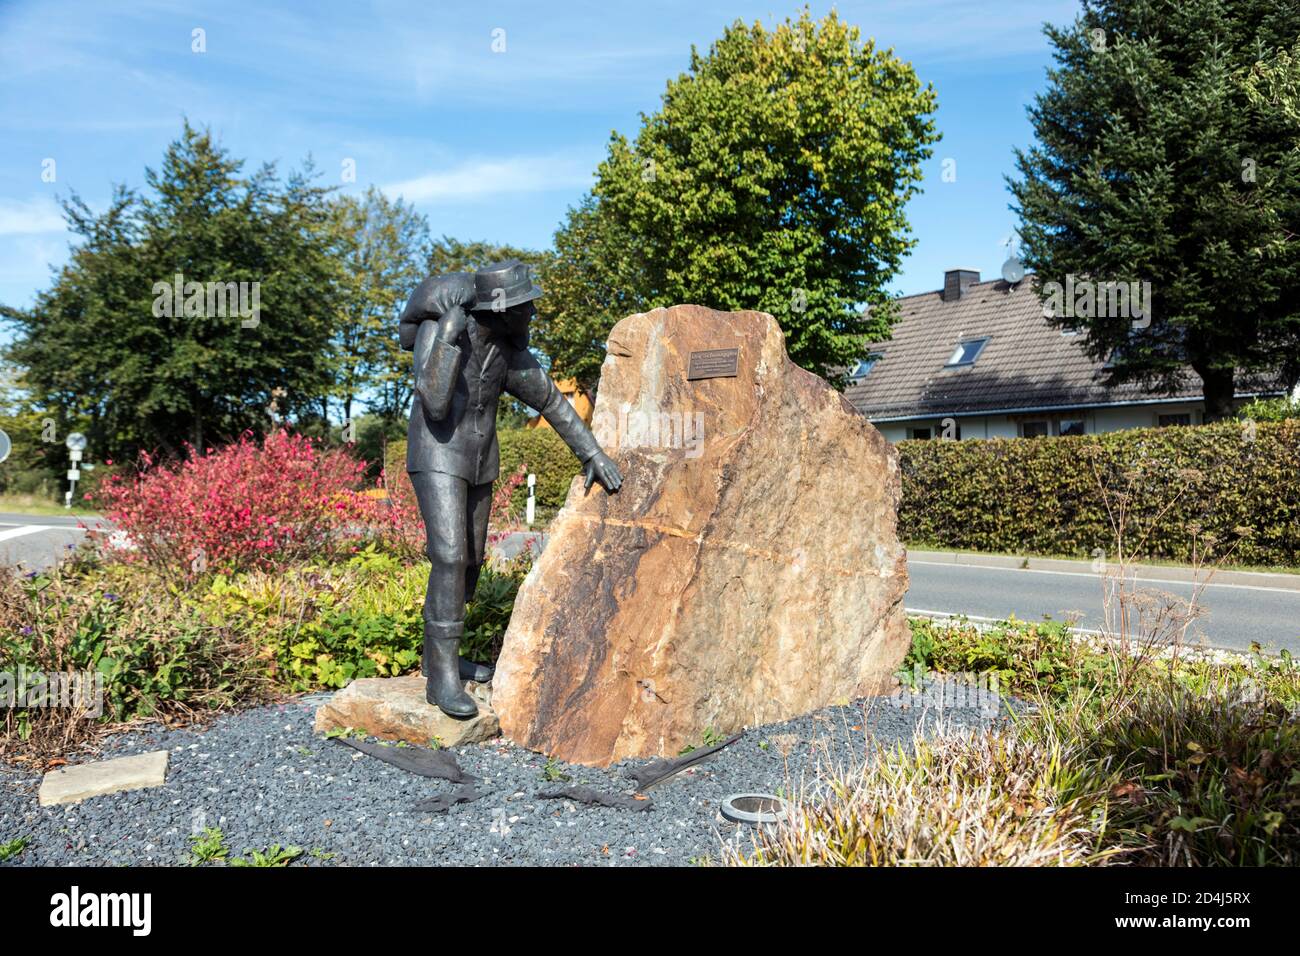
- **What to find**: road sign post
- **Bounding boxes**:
[65,432,87,509]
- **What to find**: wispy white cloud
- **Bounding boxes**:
[844,0,1079,64]
[0,197,66,236]
[383,153,595,203]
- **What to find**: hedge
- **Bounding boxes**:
[896,420,1300,566]
[384,427,581,514]
[386,420,1299,567]
[498,428,582,509]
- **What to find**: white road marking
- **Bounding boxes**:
[908,559,1299,595]
[0,524,57,542]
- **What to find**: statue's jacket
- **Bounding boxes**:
[401,280,598,485]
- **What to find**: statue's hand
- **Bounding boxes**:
[582,451,623,494]
[435,304,469,343]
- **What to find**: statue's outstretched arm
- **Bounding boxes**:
[504,351,622,494]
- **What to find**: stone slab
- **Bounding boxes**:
[313,675,499,747]
[39,750,169,806]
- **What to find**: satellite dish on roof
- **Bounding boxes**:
[1001,256,1025,285]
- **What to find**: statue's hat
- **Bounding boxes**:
[470,259,542,313]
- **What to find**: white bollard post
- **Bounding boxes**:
[526,473,536,527]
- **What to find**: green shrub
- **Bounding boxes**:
[1237,396,1300,423]
[1059,678,1300,866]
[734,615,1300,867]
[2,539,531,760]
[0,564,269,760]
[897,420,1300,566]
[497,428,582,510]
[196,545,528,691]
[901,616,1113,703]
[895,616,1300,866]
[462,556,531,665]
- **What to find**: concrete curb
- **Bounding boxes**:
[907,549,1300,591]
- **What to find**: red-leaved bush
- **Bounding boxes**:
[95,430,399,575]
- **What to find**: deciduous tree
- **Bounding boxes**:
[542,9,939,388]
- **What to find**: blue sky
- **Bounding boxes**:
[0,0,1082,315]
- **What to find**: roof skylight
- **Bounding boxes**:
[945,337,988,367]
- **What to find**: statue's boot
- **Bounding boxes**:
[423,620,477,718]
[458,563,493,683]
[458,657,495,683]
[422,644,493,683]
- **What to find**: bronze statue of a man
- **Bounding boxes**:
[399,260,622,718]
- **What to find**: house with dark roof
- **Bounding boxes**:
[844,268,1288,442]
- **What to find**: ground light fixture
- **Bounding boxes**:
[720,793,790,826]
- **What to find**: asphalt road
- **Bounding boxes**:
[4,516,1296,655]
[905,557,1300,656]
[0,511,110,571]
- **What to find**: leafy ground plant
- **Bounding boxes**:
[0,837,30,863]
[231,844,303,867]
[541,757,571,783]
[186,827,229,866]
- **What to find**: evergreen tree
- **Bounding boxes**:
[1010,0,1300,420]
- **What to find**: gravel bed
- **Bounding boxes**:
[0,682,1003,867]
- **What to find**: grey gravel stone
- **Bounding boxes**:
[0,683,1002,867]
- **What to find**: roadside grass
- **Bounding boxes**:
[0,493,99,518]
[727,616,1300,867]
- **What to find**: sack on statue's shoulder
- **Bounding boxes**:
[398,273,477,352]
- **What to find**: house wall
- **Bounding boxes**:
[1091,403,1203,430]
[871,402,1208,442]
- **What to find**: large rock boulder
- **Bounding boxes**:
[492,305,909,766]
